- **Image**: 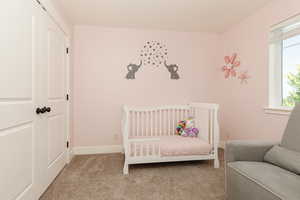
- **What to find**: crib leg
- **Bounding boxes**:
[123,162,129,175]
[213,146,220,168]
[214,158,220,168]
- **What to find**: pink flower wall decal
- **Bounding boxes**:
[238,71,251,84]
[222,53,241,79]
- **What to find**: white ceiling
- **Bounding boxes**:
[52,0,273,32]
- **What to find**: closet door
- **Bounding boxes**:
[0,1,36,200]
[35,6,68,193]
[45,14,68,186]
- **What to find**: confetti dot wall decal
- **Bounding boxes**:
[125,40,180,80]
[139,41,169,67]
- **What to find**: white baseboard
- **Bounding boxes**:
[73,142,225,155]
[73,145,123,155]
[219,141,226,149]
[67,149,74,163]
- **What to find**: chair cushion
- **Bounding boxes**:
[281,103,300,152]
[228,161,300,200]
[264,145,300,175]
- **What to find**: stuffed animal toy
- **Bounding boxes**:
[176,117,199,137]
[176,120,186,135]
[182,127,199,137]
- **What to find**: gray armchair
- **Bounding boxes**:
[225,104,300,200]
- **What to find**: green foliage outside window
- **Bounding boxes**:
[283,65,300,107]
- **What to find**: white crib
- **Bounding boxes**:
[122,103,220,174]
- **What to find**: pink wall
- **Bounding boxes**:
[73,26,220,147]
[215,0,300,142]
[73,0,300,147]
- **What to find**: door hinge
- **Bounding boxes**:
[66,48,69,54]
[67,141,69,148]
[66,94,69,101]
[36,0,47,12]
[42,6,47,12]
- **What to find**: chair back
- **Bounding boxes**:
[281,103,300,152]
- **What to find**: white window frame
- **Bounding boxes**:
[266,15,300,115]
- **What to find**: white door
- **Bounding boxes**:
[0,0,68,198]
[45,12,68,187]
[0,1,36,200]
[34,4,68,195]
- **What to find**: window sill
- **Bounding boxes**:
[264,107,292,116]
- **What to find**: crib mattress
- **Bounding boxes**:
[129,135,212,157]
[160,136,212,157]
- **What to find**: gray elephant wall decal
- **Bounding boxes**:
[164,61,180,80]
[125,60,142,79]
[125,41,181,80]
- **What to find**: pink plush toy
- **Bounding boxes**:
[182,127,199,137]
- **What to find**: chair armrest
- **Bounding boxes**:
[225,140,278,163]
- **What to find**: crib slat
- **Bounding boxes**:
[154,111,156,136]
[176,109,179,126]
[141,112,145,136]
[144,112,146,136]
[132,112,134,137]
[139,112,141,137]
[210,109,214,145]
[137,112,139,137]
[150,111,152,137]
[156,110,158,136]
[135,112,138,137]
[163,110,165,135]
[168,109,170,136]
[131,112,133,137]
[146,112,150,136]
[162,110,164,136]
[144,112,146,137]
[172,109,175,135]
[129,111,132,137]
[131,111,134,137]
[159,109,162,136]
[153,111,157,136]
[179,109,182,121]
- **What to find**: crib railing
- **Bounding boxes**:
[129,138,161,158]
[125,105,190,138]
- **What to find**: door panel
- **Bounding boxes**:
[0,1,33,99]
[0,126,33,200]
[45,12,67,189]
[48,28,65,99]
[48,114,65,166]
[0,103,33,130]
[0,1,35,199]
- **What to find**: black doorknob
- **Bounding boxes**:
[36,106,51,114]
[41,107,47,114]
[36,107,42,114]
[46,107,51,112]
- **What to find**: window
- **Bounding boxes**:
[269,16,300,109]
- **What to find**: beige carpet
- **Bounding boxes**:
[40,150,225,200]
